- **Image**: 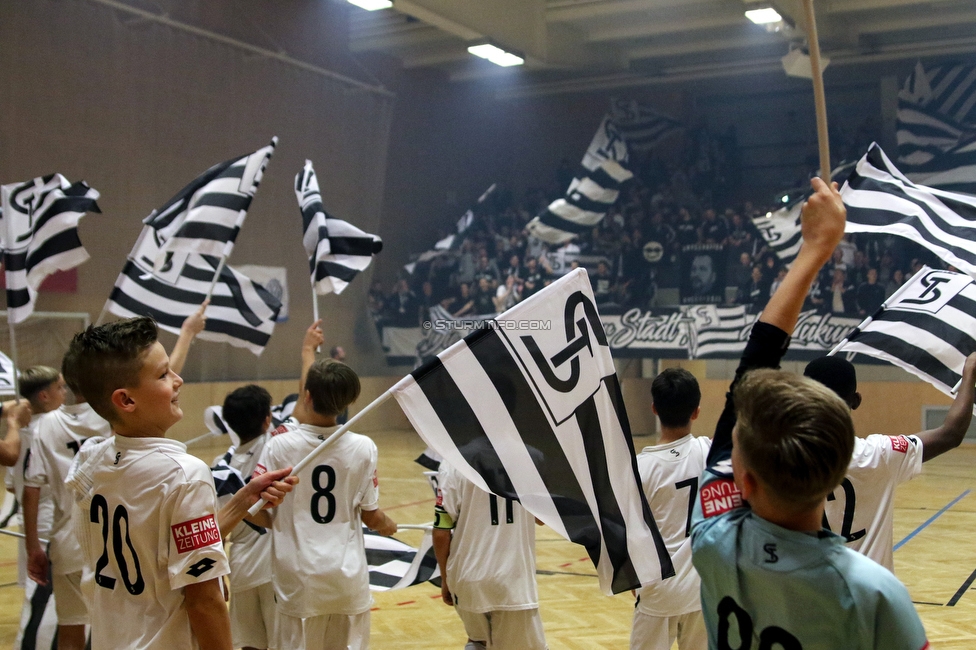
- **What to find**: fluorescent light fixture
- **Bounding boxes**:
[745,7,782,24]
[347,0,392,10]
[467,43,524,67]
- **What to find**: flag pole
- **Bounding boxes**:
[6,319,20,399]
[204,256,229,302]
[311,286,321,353]
[0,528,47,544]
[95,300,111,327]
[396,524,434,531]
[247,389,394,516]
[803,0,832,183]
[185,431,220,447]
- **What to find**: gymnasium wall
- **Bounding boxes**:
[0,0,396,381]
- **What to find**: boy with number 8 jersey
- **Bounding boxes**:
[65,317,296,649]
[256,321,397,650]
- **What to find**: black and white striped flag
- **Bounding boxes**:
[841,143,976,277]
[364,527,440,591]
[683,305,751,358]
[392,269,674,595]
[831,266,976,401]
[150,138,276,267]
[610,98,683,154]
[897,62,976,194]
[753,163,856,264]
[434,184,497,251]
[295,160,383,295]
[0,349,15,395]
[203,393,299,446]
[105,225,281,355]
[0,175,100,323]
[527,116,633,245]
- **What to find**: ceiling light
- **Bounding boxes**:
[347,0,392,11]
[467,43,524,67]
[745,7,782,24]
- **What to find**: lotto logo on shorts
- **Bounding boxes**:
[172,515,221,553]
[889,436,910,453]
[700,479,742,518]
[253,463,267,477]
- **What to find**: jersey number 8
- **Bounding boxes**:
[311,465,337,524]
[90,494,145,595]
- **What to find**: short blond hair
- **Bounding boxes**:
[734,369,855,508]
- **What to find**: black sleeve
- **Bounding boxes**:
[706,321,792,467]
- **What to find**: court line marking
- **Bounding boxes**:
[893,489,970,552]
[947,566,976,607]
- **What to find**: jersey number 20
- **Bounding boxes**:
[90,494,145,595]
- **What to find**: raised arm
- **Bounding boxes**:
[915,352,976,462]
[708,178,847,464]
[298,320,324,397]
[170,300,208,375]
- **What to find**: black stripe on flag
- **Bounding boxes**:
[313,260,362,284]
[147,161,234,230]
[192,192,252,214]
[852,330,957,387]
[327,236,384,257]
[537,208,597,235]
[876,308,976,354]
[24,230,84,269]
[173,222,240,243]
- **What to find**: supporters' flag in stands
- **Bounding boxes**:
[0,175,100,323]
[754,163,856,264]
[295,160,383,295]
[150,138,276,267]
[364,527,440,591]
[527,160,633,245]
[897,62,976,194]
[392,269,674,595]
[841,143,976,278]
[683,304,751,358]
[106,225,281,355]
[610,98,683,154]
[435,184,497,251]
[831,266,976,401]
[0,349,15,395]
[901,61,976,126]
[581,114,629,171]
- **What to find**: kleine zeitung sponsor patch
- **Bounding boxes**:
[171,514,221,553]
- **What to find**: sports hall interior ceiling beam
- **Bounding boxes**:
[626,32,785,60]
[546,0,707,22]
[585,11,747,43]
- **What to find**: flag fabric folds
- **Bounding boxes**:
[150,138,276,267]
[0,175,100,323]
[609,98,684,154]
[295,160,383,295]
[528,116,633,245]
[840,143,976,278]
[831,266,976,402]
[0,349,15,395]
[753,163,855,264]
[434,184,497,251]
[364,527,440,591]
[105,225,281,355]
[391,269,674,595]
[897,62,976,195]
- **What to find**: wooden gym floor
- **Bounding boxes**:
[0,430,974,649]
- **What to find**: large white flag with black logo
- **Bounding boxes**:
[105,225,281,355]
[150,138,276,267]
[528,117,633,245]
[0,175,100,323]
[610,98,683,154]
[392,269,674,595]
[295,160,383,295]
[831,266,976,400]
[841,143,976,277]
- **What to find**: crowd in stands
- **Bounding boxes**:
[371,129,943,330]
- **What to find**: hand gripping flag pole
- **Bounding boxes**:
[247,390,394,516]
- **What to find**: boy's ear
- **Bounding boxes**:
[111,388,137,414]
[651,403,658,415]
[850,392,862,411]
[690,406,701,421]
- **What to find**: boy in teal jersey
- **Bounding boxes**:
[690,177,929,650]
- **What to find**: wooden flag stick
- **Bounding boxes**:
[204,256,229,302]
[311,288,321,353]
[803,0,832,183]
[0,528,48,544]
[396,523,434,531]
[6,319,19,398]
[247,389,394,516]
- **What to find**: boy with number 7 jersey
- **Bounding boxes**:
[256,322,397,650]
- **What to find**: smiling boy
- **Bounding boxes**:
[66,317,294,649]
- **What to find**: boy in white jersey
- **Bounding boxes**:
[23,345,112,650]
[217,384,277,650]
[433,459,547,650]
[257,323,397,650]
[804,352,976,569]
[10,366,65,650]
[691,178,929,649]
[65,317,296,650]
[632,368,709,650]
